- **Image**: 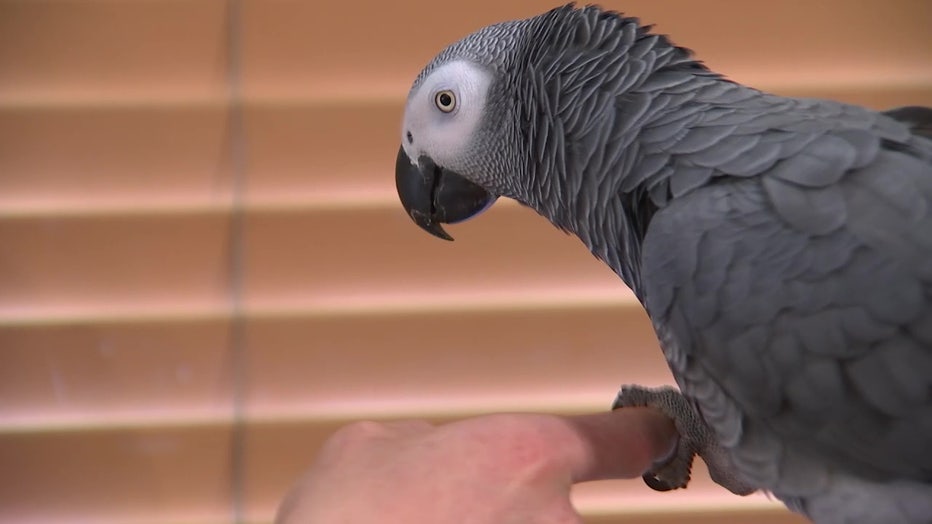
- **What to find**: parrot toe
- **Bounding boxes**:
[612,384,758,496]
[641,441,694,491]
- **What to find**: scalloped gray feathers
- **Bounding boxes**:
[405,4,932,521]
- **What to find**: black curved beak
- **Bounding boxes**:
[395,145,497,241]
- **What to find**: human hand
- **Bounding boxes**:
[275,408,677,524]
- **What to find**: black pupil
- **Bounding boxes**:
[439,93,452,107]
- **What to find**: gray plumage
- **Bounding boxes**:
[394,4,932,523]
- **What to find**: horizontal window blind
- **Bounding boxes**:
[1,1,929,523]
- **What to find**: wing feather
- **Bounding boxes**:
[640,102,932,492]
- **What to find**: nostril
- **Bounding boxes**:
[406,131,413,144]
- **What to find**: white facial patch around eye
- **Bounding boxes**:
[402,60,492,170]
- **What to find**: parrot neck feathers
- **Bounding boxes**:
[509,4,721,296]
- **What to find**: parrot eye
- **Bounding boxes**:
[434,90,456,113]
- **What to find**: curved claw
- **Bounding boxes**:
[643,473,676,492]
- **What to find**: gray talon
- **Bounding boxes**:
[643,473,676,492]
[612,384,757,496]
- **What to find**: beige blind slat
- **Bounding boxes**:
[1,426,232,524]
[0,321,232,427]
[0,214,231,320]
[242,204,628,309]
[2,0,929,523]
[0,0,227,103]
[0,105,231,214]
[244,102,401,206]
[243,304,663,417]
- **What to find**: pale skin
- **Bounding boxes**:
[275,408,678,524]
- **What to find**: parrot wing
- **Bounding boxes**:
[638,99,932,493]
[885,105,932,140]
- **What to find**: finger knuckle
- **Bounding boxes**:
[339,419,388,438]
[325,420,389,451]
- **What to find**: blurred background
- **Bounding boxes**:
[0,0,930,523]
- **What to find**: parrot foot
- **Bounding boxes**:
[612,384,757,496]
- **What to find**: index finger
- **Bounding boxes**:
[558,407,677,483]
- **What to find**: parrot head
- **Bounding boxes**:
[394,4,691,249]
[394,4,714,295]
[394,17,534,241]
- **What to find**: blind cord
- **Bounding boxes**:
[225,0,248,522]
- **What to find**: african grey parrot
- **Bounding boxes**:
[392,4,932,523]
